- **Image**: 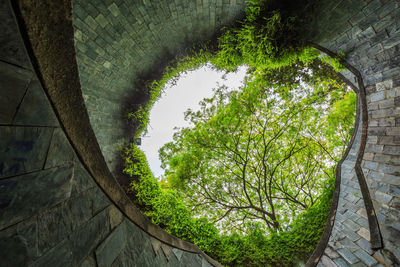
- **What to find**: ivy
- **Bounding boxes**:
[123,143,335,266]
[122,0,356,266]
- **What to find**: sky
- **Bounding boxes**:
[140,64,247,178]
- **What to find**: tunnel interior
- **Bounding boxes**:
[0,0,399,266]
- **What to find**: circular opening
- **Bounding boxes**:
[119,2,358,265]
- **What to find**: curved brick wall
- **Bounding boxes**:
[72,0,246,173]
[306,1,400,266]
[0,0,399,266]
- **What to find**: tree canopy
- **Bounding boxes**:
[122,0,358,265]
[159,60,356,234]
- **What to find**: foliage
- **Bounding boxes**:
[319,51,347,72]
[123,144,220,252]
[216,176,335,266]
[159,60,355,234]
[122,0,357,265]
[128,48,215,138]
[123,143,335,266]
[211,0,318,71]
[128,0,323,138]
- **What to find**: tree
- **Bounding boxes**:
[159,60,356,234]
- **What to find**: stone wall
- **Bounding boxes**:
[72,0,246,173]
[0,0,217,266]
[1,0,399,266]
[307,0,400,266]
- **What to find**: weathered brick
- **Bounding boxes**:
[365,85,376,94]
[366,143,385,153]
[395,96,400,106]
[383,145,400,155]
[321,255,338,267]
[354,249,378,266]
[382,173,400,186]
[363,152,374,161]
[386,127,400,136]
[383,67,400,81]
[382,34,400,49]
[95,14,108,28]
[377,117,395,126]
[377,1,398,19]
[325,246,340,259]
[368,102,379,111]
[356,237,372,254]
[368,126,386,136]
[378,99,394,109]
[375,190,393,203]
[378,163,400,175]
[107,3,121,17]
[385,87,400,98]
[363,160,379,170]
[366,170,383,181]
[367,135,378,144]
[370,108,393,118]
[337,248,359,264]
[378,136,397,145]
[370,91,386,102]
[362,0,382,16]
[376,79,393,91]
[333,257,350,267]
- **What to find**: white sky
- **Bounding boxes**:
[140,64,247,178]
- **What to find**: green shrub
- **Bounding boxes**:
[122,0,350,265]
[123,144,335,266]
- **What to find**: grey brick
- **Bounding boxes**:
[362,0,382,16]
[370,91,386,102]
[357,26,376,42]
[356,237,373,254]
[343,227,362,242]
[377,1,399,19]
[334,257,350,267]
[337,248,360,264]
[354,249,378,267]
[321,255,338,267]
[357,227,371,241]
[374,190,393,203]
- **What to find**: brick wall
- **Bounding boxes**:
[308,0,400,265]
[0,0,219,266]
[1,0,399,266]
[72,0,246,173]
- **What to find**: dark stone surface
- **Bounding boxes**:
[14,79,59,127]
[0,1,213,267]
[81,255,97,267]
[0,126,53,178]
[0,60,32,124]
[181,252,203,266]
[37,202,69,255]
[0,166,73,230]
[153,249,168,267]
[30,240,73,267]
[90,186,111,214]
[44,128,76,168]
[0,234,31,266]
[0,216,38,266]
[95,220,127,267]
[37,191,92,255]
[70,208,110,265]
[0,0,31,68]
[71,162,96,196]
